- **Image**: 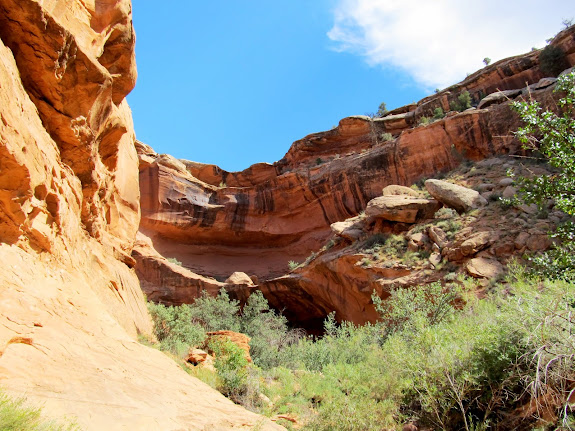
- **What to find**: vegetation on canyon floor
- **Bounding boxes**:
[149,271,575,430]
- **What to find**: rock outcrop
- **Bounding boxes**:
[0,1,281,429]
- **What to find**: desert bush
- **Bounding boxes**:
[376,102,388,117]
[209,338,249,400]
[539,45,569,77]
[188,289,241,332]
[435,218,461,239]
[360,233,387,252]
[433,107,445,120]
[418,116,432,126]
[147,302,206,356]
[288,260,299,270]
[239,291,302,369]
[384,234,407,256]
[450,91,472,112]
[305,397,397,431]
[380,132,393,141]
[166,257,182,266]
[372,282,462,338]
[434,207,457,219]
[0,390,78,431]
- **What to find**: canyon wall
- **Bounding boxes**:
[136,25,575,327]
[0,1,281,429]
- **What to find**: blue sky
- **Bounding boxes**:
[127,0,573,172]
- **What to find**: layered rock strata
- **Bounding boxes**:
[136,26,575,328]
[0,1,281,429]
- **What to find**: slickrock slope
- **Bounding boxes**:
[136,26,575,327]
[0,1,282,429]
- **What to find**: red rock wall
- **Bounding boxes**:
[135,25,575,327]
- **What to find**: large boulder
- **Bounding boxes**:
[428,226,449,249]
[460,231,496,256]
[225,271,255,286]
[466,257,504,278]
[331,214,366,241]
[425,179,488,213]
[365,196,441,223]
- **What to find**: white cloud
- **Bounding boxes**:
[328,0,574,89]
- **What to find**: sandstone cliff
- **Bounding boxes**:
[135,26,575,329]
[0,1,281,429]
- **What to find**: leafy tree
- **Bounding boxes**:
[511,71,575,280]
[376,102,388,117]
[483,57,491,66]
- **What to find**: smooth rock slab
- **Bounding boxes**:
[425,179,487,213]
[466,257,504,278]
[365,195,441,223]
[382,184,421,197]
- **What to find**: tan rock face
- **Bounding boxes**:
[0,2,282,430]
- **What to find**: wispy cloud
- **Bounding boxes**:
[328,0,574,89]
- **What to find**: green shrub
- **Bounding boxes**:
[434,207,458,219]
[380,132,393,141]
[372,282,462,338]
[147,302,206,356]
[209,338,249,399]
[288,260,299,270]
[539,45,568,77]
[376,102,388,117]
[433,107,445,120]
[360,233,387,252]
[435,218,461,240]
[0,390,78,431]
[316,158,323,166]
[384,234,407,256]
[450,91,472,112]
[239,291,302,369]
[305,397,396,431]
[166,257,182,266]
[189,289,241,332]
[418,116,432,126]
